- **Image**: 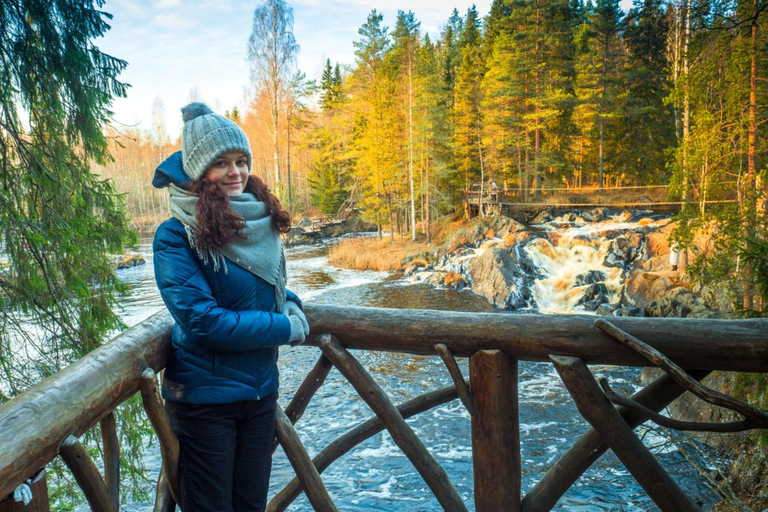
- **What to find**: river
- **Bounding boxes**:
[110,231,720,512]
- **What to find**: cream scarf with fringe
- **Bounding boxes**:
[168,184,287,312]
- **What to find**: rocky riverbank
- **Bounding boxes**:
[405,208,723,319]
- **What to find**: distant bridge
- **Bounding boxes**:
[464,183,739,216]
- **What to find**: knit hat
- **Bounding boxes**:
[180,102,252,181]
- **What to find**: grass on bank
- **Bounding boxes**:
[327,217,465,272]
[328,237,431,271]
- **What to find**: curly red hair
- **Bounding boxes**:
[187,175,291,250]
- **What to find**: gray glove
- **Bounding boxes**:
[288,315,306,346]
[284,301,310,337]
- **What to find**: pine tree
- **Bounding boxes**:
[0,0,139,502]
[0,0,134,394]
[574,0,625,188]
[392,10,421,239]
[320,58,335,111]
[619,0,674,182]
[452,7,486,211]
[350,10,399,237]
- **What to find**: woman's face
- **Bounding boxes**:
[204,151,249,195]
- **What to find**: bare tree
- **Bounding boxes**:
[247,0,299,189]
[151,96,168,161]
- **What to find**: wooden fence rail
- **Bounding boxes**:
[1,306,767,512]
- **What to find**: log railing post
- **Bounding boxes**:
[550,355,701,512]
[58,436,117,512]
[274,405,339,512]
[470,350,521,511]
[99,412,119,510]
[139,369,182,508]
[0,471,49,512]
[318,335,468,512]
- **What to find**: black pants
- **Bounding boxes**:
[165,393,278,512]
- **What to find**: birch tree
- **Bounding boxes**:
[248,0,299,189]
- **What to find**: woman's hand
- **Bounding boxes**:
[284,301,309,334]
[288,316,306,346]
[285,301,309,346]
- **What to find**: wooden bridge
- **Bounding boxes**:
[463,183,739,217]
[1,306,767,511]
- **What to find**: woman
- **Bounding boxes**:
[152,103,309,512]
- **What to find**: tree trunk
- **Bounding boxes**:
[286,119,293,215]
[408,56,416,241]
[682,0,690,201]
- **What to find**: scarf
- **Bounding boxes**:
[168,185,287,312]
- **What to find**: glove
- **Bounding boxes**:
[284,301,310,337]
[288,315,306,346]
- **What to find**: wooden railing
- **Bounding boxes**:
[1,306,768,512]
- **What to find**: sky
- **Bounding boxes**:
[97,0,497,136]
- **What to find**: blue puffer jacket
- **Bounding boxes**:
[152,151,301,404]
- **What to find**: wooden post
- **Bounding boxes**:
[58,436,117,512]
[139,369,182,508]
[319,335,468,512]
[522,370,710,512]
[550,356,701,512]
[99,413,119,510]
[470,350,520,511]
[274,405,339,512]
[434,343,474,415]
[153,468,176,512]
[0,471,49,512]
[268,385,461,512]
[284,354,333,424]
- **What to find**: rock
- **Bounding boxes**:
[489,217,526,239]
[624,269,676,307]
[590,208,607,222]
[604,251,625,268]
[114,253,146,269]
[581,299,602,312]
[596,303,615,316]
[445,221,489,252]
[579,282,608,304]
[467,247,525,309]
[403,257,429,276]
[575,270,607,286]
[531,210,553,224]
[613,306,644,317]
[500,231,531,248]
[444,271,466,289]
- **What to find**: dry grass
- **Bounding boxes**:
[328,237,430,271]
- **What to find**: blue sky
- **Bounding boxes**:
[97,0,495,135]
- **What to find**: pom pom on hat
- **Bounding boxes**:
[181,102,213,123]
[180,102,252,182]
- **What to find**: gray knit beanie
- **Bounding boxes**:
[180,102,252,181]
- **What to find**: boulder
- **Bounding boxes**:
[624,269,676,307]
[578,282,608,305]
[575,270,607,287]
[595,303,615,316]
[613,306,644,317]
[531,210,554,224]
[489,217,526,239]
[581,299,602,312]
[113,253,146,269]
[445,221,489,252]
[467,247,525,309]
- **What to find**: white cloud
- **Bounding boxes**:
[156,0,182,8]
